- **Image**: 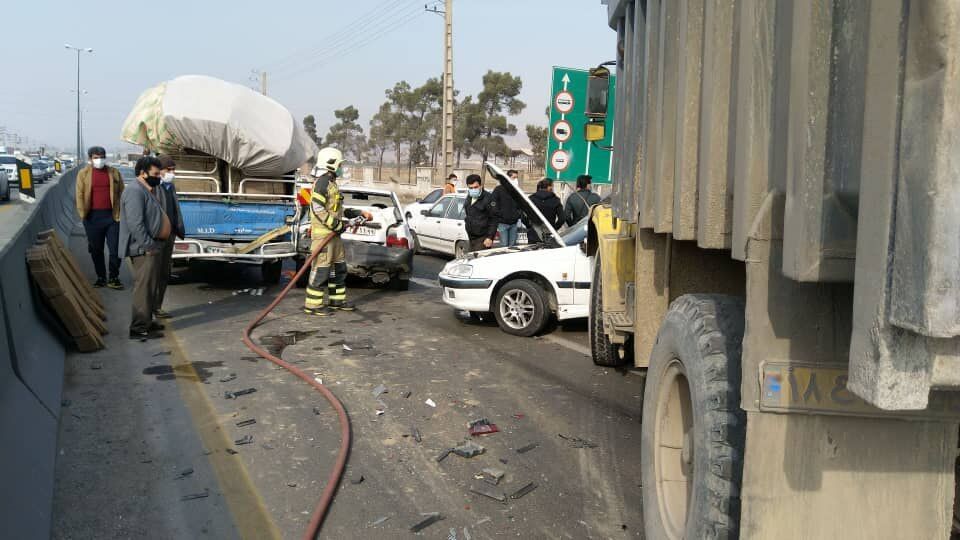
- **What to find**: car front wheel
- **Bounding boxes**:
[493,279,549,337]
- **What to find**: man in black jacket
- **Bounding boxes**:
[564,174,602,226]
[527,178,564,244]
[464,174,498,252]
[491,169,522,246]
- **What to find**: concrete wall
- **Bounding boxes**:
[0,169,79,538]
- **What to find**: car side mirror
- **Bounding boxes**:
[420,209,430,216]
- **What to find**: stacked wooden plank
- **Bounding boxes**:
[26,230,107,352]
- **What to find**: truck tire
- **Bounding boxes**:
[641,294,746,540]
[493,279,549,337]
[590,256,629,367]
[261,260,282,285]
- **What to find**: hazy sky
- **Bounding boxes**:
[1,0,615,156]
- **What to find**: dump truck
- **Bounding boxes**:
[121,76,318,282]
[588,1,960,538]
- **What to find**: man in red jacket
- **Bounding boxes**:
[75,146,125,289]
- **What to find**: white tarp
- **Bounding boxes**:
[121,75,318,176]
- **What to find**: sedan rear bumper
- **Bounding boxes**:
[343,240,413,279]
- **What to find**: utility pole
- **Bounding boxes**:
[427,0,454,181]
[65,44,93,160]
[261,71,267,96]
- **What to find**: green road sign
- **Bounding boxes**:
[546,66,616,184]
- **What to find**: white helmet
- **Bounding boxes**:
[313,147,344,176]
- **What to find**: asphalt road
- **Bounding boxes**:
[53,248,646,539]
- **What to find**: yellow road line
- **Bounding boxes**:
[166,325,281,540]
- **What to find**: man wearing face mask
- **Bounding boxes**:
[463,174,498,252]
[154,156,185,319]
[119,156,171,340]
[490,169,522,247]
[75,146,125,289]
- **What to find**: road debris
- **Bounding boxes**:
[225,448,238,455]
[558,434,598,449]
[463,527,472,540]
[342,344,353,352]
[515,442,539,454]
[90,361,102,370]
[470,485,506,502]
[351,472,365,485]
[509,482,538,499]
[235,435,254,445]
[180,489,209,501]
[468,418,500,436]
[375,408,385,416]
[371,516,391,526]
[436,449,453,462]
[402,390,412,398]
[287,482,297,487]
[224,388,257,399]
[372,384,388,398]
[512,413,525,420]
[236,418,256,427]
[425,398,437,408]
[177,468,194,479]
[410,513,443,533]
[481,468,505,485]
[474,517,491,526]
[448,527,458,540]
[152,351,172,357]
[453,441,485,458]
[312,406,322,415]
[411,426,422,443]
[219,373,237,383]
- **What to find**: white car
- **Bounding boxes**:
[298,186,415,290]
[0,155,18,188]
[403,187,446,221]
[439,163,591,336]
[410,190,529,258]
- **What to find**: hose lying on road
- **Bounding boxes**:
[240,232,348,540]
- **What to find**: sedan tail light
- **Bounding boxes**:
[386,225,410,249]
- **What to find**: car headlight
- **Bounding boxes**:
[447,264,473,278]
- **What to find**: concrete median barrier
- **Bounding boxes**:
[0,169,80,538]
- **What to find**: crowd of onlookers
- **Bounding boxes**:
[75,147,183,341]
[458,169,601,252]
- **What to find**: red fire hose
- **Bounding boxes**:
[240,232,349,539]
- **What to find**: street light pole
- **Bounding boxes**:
[65,44,93,160]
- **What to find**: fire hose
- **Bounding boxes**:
[240,223,358,539]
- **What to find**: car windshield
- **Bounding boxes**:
[0,156,16,165]
[342,191,397,210]
[559,216,589,246]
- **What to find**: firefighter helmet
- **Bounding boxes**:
[313,147,344,176]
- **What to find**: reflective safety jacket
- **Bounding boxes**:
[309,172,360,238]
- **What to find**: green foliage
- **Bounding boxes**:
[474,71,526,168]
[324,105,365,161]
[303,115,321,146]
[525,125,548,168]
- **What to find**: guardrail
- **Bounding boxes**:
[0,168,79,538]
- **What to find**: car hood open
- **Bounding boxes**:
[484,162,565,247]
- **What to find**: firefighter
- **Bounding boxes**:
[304,147,372,316]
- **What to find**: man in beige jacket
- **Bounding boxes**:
[75,146,125,289]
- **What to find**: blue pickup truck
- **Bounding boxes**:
[167,153,302,283]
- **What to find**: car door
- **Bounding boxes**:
[418,197,452,251]
[437,196,466,255]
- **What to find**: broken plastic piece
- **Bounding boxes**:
[312,406,322,415]
[411,426,422,443]
[225,448,238,455]
[178,468,194,478]
[402,390,412,398]
[235,435,254,445]
[224,388,256,399]
[219,373,237,383]
[351,472,364,485]
[509,482,538,499]
[558,434,598,449]
[180,489,209,501]
[512,413,525,420]
[515,442,538,454]
[453,441,485,458]
[236,418,256,427]
[342,344,353,351]
[481,468,505,485]
[410,513,443,533]
[470,485,506,502]
[372,384,388,397]
[371,516,391,526]
[436,448,453,462]
[425,398,437,408]
[468,423,499,437]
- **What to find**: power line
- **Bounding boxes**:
[265,0,415,75]
[271,8,426,83]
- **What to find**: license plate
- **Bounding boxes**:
[206,246,226,254]
[353,226,377,236]
[759,362,960,419]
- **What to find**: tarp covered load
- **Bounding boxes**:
[121,75,318,176]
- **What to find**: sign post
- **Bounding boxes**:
[546,66,616,184]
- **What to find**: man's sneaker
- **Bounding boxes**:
[129,330,164,340]
[329,300,356,311]
[155,309,172,319]
[93,278,107,288]
[149,322,165,331]
[106,278,124,290]
[303,307,331,317]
